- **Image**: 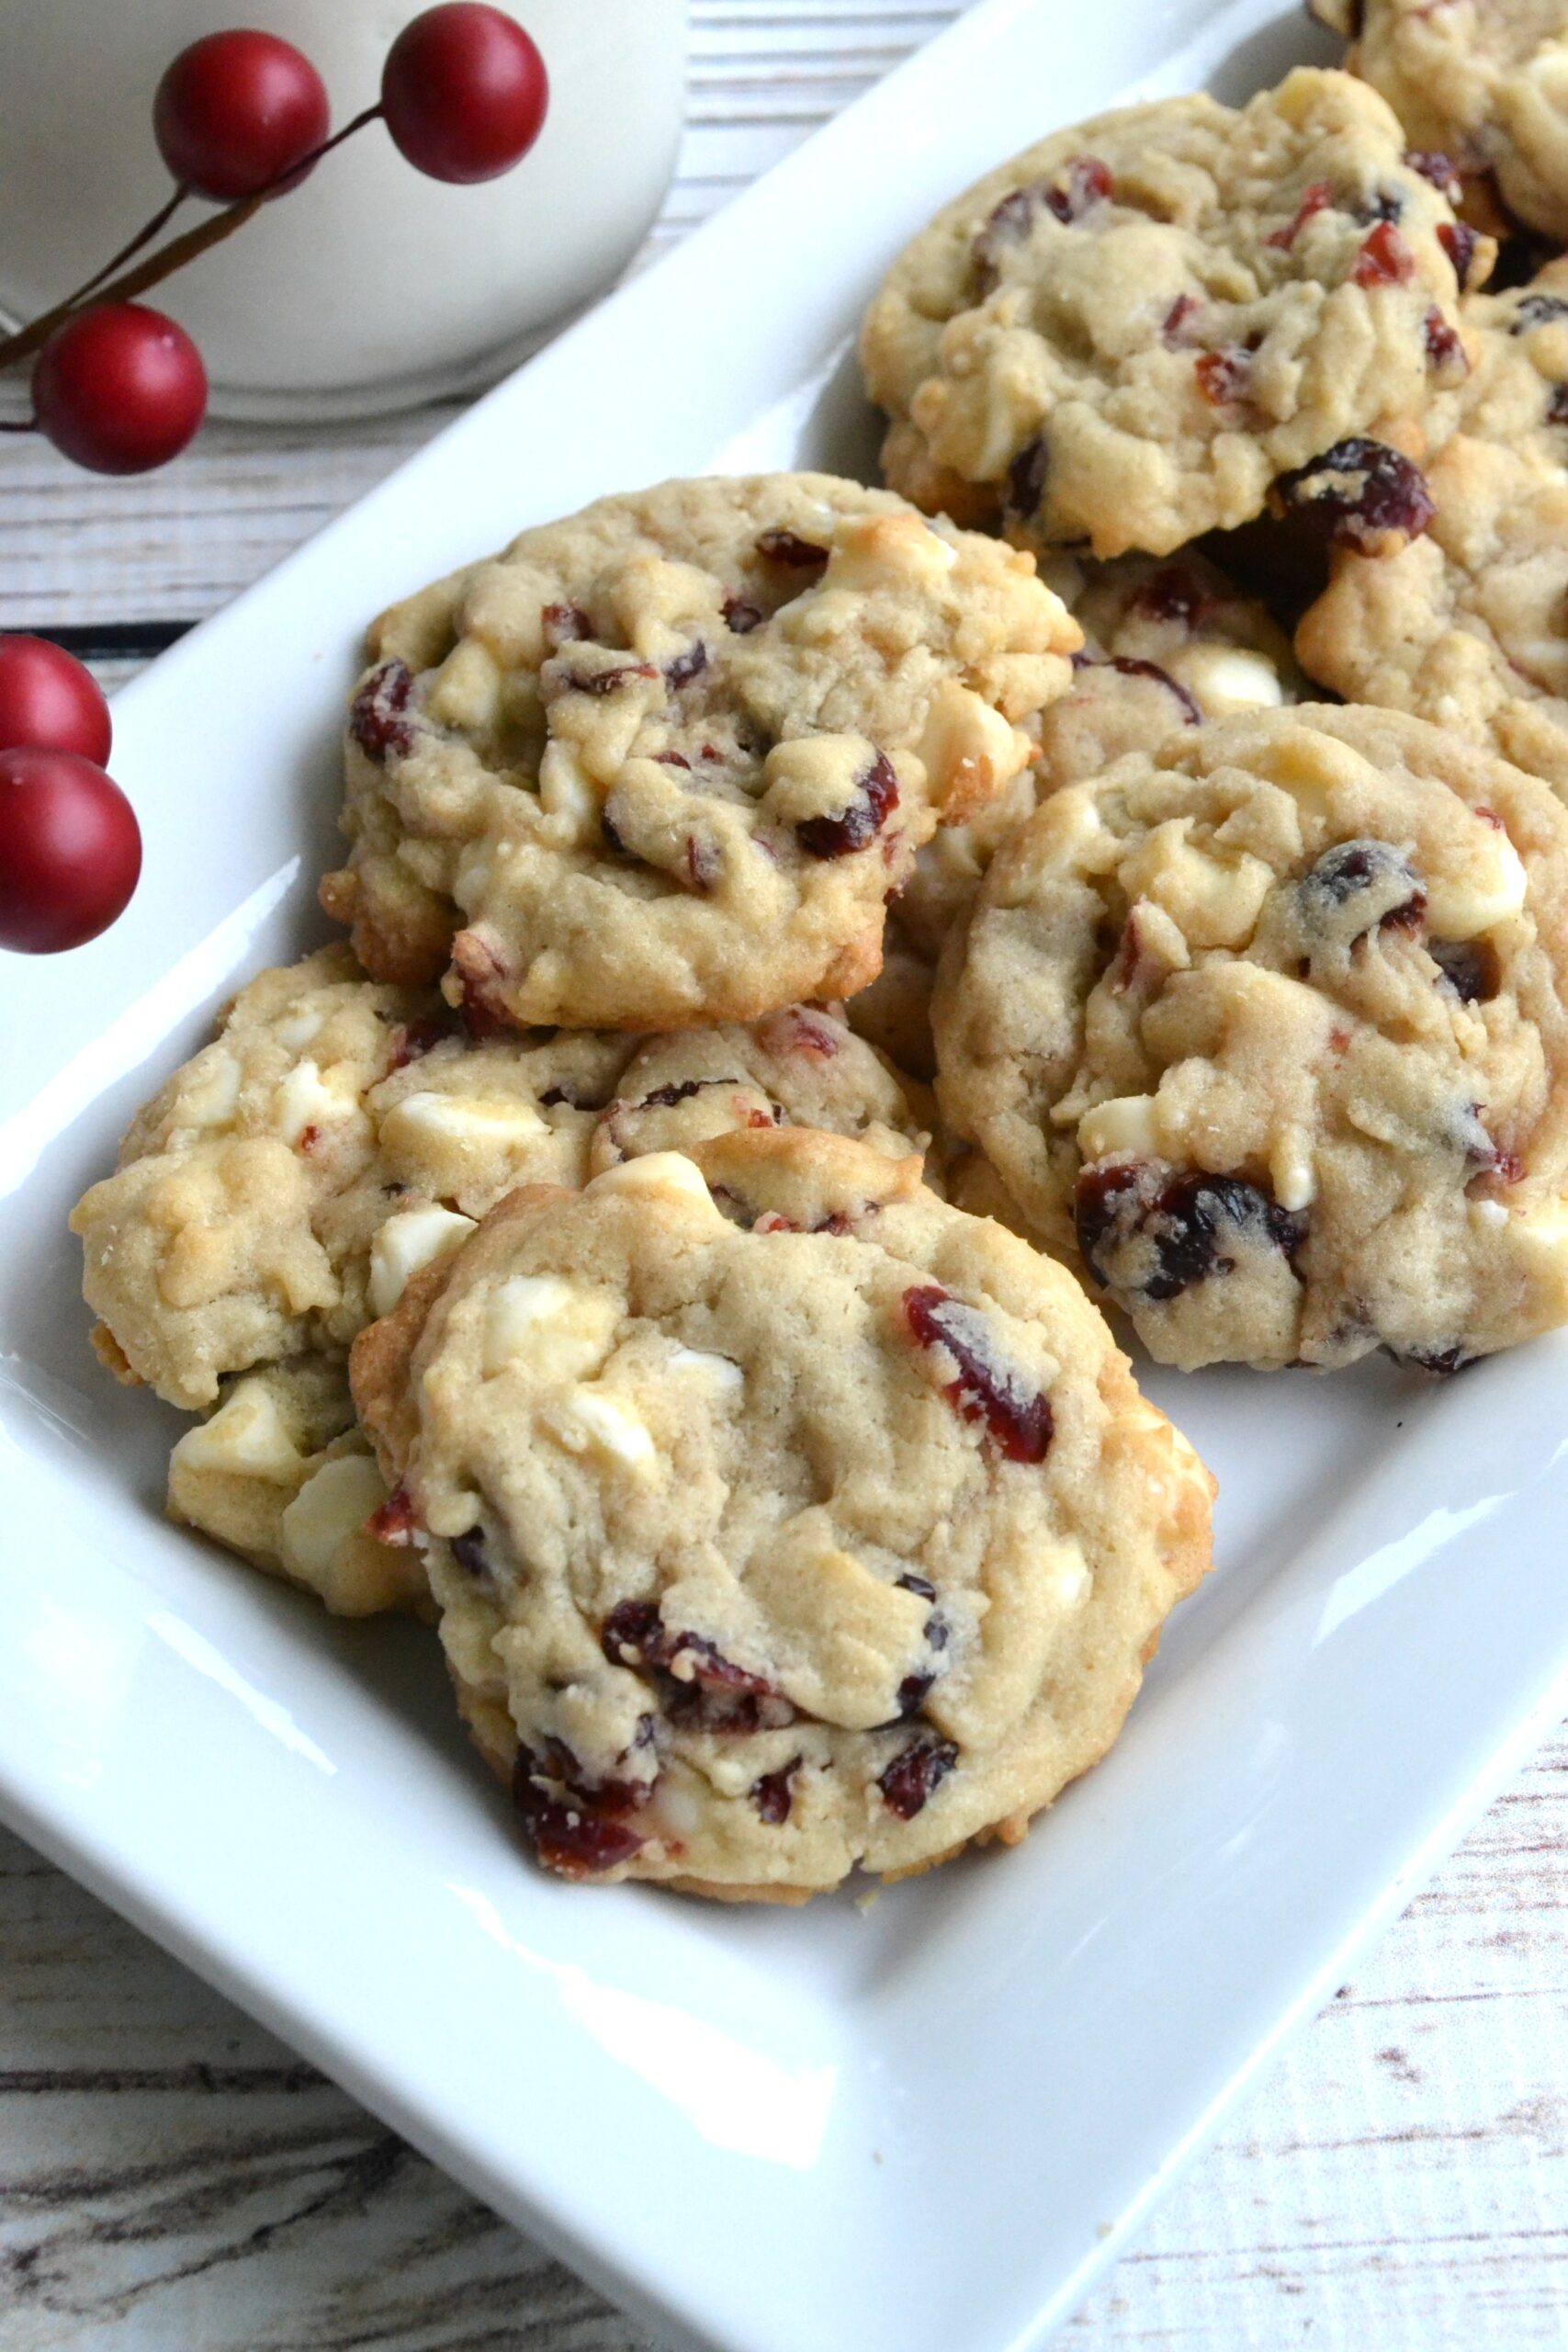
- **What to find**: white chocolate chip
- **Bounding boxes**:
[274,1058,355,1146]
[666,1343,746,1392]
[1176,644,1284,714]
[591,1152,714,1207]
[826,511,957,594]
[181,1051,243,1128]
[273,1006,325,1054]
[279,1453,389,1585]
[918,678,1028,816]
[1077,1093,1161,1163]
[1471,1196,1509,1229]
[367,1204,477,1317]
[555,1385,657,1472]
[481,1274,617,1380]
[1052,1544,1091,1608]
[538,737,599,837]
[379,1090,547,1156]
[1269,1129,1316,1214]
[172,1377,304,1482]
[1424,834,1527,939]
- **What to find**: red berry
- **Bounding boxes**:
[0,747,141,954]
[0,637,112,763]
[154,30,331,202]
[32,305,207,476]
[381,5,549,185]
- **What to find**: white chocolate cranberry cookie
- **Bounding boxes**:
[321,473,1078,1033]
[861,70,1483,560]
[348,1134,1214,1899]
[933,704,1568,1372]
[1296,261,1568,790]
[900,550,1306,965]
[73,951,935,1611]
[166,1356,424,1618]
[1320,0,1568,241]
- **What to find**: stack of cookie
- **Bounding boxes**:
[69,46,1568,1901]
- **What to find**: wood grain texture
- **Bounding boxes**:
[5,5,1568,2346]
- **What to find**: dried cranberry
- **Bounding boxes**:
[387,1012,451,1070]
[450,1526,490,1577]
[599,805,627,857]
[1267,179,1333,250]
[896,1572,937,1602]
[1437,220,1480,290]
[635,1076,717,1110]
[723,593,764,635]
[1406,151,1462,204]
[1297,839,1427,938]
[1075,652,1201,725]
[1431,936,1502,1002]
[571,661,660,696]
[665,641,708,690]
[1424,306,1466,372]
[756,528,829,570]
[685,834,720,893]
[902,1285,1054,1464]
[601,1600,795,1735]
[653,750,692,769]
[1548,384,1568,425]
[350,660,415,764]
[1511,292,1568,333]
[973,183,1040,286]
[1043,154,1112,222]
[1004,435,1048,521]
[1076,1165,1304,1302]
[1195,347,1251,406]
[1354,188,1404,227]
[758,1006,840,1058]
[449,930,514,1039]
[1400,1345,1470,1377]
[367,1485,419,1544]
[541,602,592,648]
[752,1760,800,1824]
[1161,294,1201,346]
[512,1743,647,1877]
[296,1123,321,1157]
[796,751,899,860]
[879,1732,959,1820]
[1132,566,1212,627]
[1270,438,1435,553]
[1352,221,1415,286]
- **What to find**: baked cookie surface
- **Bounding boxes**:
[861,69,1479,560]
[321,472,1078,1034]
[1322,0,1568,240]
[73,951,934,1612]
[1296,262,1568,790]
[349,1134,1213,1898]
[933,704,1568,1371]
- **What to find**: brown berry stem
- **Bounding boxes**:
[0,105,385,374]
[68,184,192,311]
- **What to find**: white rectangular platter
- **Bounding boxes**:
[5,3,1568,2347]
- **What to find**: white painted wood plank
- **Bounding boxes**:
[6,5,1568,2348]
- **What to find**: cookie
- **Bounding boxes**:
[348,1135,1214,1899]
[71,946,626,1412]
[899,550,1306,965]
[842,911,941,1080]
[320,473,1078,1034]
[74,950,936,1611]
[588,1001,932,1173]
[933,703,1568,1371]
[1295,261,1568,790]
[860,69,1482,560]
[1320,0,1568,241]
[166,1356,425,1618]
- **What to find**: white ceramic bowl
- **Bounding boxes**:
[0,0,686,419]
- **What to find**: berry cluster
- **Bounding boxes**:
[1,6,549,476]
[0,639,139,952]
